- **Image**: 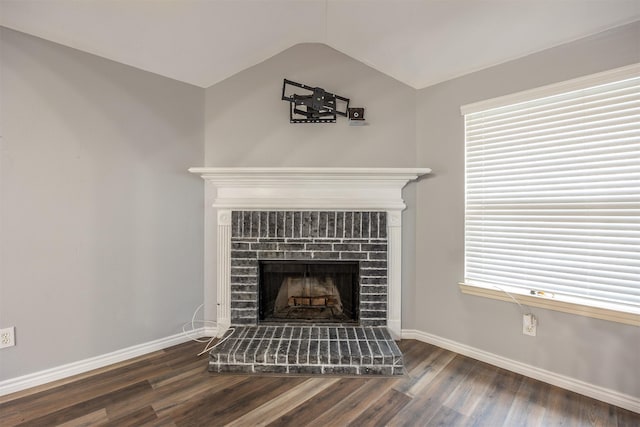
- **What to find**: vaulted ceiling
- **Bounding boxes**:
[1,0,638,89]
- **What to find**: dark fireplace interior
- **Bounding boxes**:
[259,261,359,323]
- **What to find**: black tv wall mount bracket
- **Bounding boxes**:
[281,79,365,123]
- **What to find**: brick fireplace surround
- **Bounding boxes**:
[230,210,388,326]
[189,168,430,374]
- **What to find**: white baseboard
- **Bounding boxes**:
[203,325,218,337]
[0,326,215,397]
[401,329,640,414]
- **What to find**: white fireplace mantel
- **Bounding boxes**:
[189,167,431,339]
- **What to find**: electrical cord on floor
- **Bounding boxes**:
[197,327,235,357]
[182,304,236,357]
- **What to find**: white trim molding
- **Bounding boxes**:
[189,167,430,339]
[386,211,403,338]
[216,209,232,336]
[459,283,640,326]
[0,329,213,397]
[402,329,640,414]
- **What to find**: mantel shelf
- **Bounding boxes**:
[188,167,431,181]
[189,167,430,210]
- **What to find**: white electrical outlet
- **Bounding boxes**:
[0,327,16,348]
[523,314,537,336]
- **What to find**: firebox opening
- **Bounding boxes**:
[259,261,359,324]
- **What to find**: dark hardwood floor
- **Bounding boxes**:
[1,339,638,426]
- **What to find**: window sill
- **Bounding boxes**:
[459,283,640,326]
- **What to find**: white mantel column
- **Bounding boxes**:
[202,181,218,337]
[387,210,403,339]
[216,210,232,337]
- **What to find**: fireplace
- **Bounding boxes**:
[259,260,359,323]
[189,167,431,339]
[190,168,430,375]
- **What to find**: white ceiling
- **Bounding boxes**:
[1,0,638,89]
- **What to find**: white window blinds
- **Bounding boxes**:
[462,64,640,315]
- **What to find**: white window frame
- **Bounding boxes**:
[460,64,640,326]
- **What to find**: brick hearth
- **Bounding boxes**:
[209,325,404,375]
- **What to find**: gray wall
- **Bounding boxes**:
[415,22,640,397]
[205,43,417,167]
[0,28,204,380]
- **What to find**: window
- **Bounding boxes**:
[460,64,640,325]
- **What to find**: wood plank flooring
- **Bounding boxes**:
[1,339,638,426]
